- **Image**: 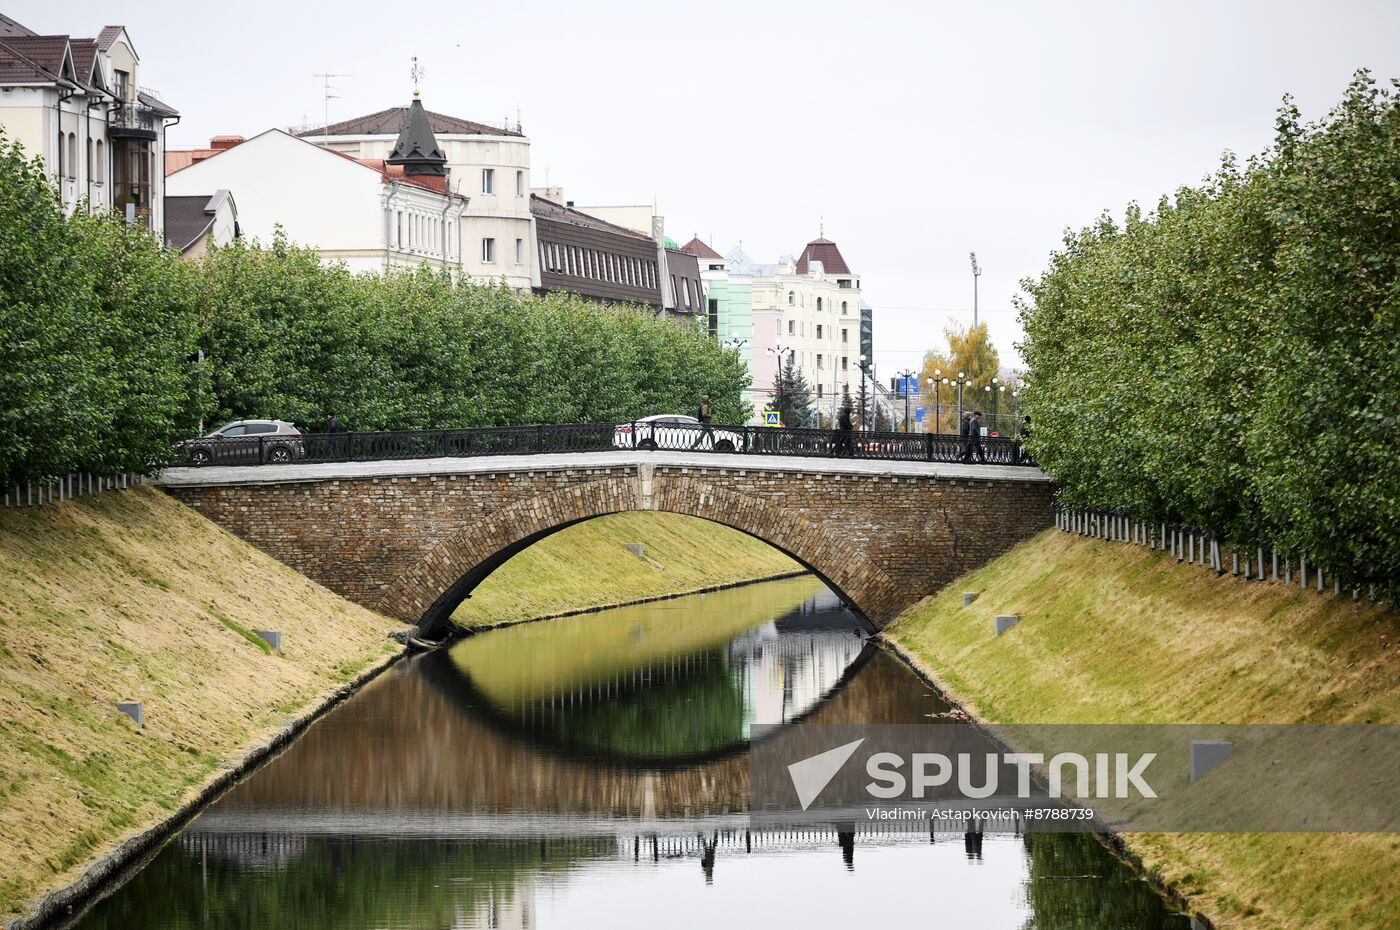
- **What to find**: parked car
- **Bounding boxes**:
[614,414,745,452]
[180,420,304,466]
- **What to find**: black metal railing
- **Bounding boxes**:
[171,422,1037,469]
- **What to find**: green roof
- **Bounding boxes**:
[664,236,679,250]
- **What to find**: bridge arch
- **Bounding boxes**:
[378,473,909,638]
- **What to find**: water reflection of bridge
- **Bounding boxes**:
[210,645,944,820]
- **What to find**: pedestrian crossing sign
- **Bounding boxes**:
[765,411,782,426]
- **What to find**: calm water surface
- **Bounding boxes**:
[72,576,1189,929]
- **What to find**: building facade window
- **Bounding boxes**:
[515,238,524,265]
[95,139,103,183]
[787,320,795,335]
[817,297,822,312]
[708,299,718,336]
[481,168,494,194]
[842,356,848,370]
[816,324,823,340]
[515,170,524,196]
[841,327,849,344]
[841,301,848,313]
[817,354,824,369]
[787,291,795,305]
[482,237,495,263]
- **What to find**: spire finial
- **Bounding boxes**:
[819,215,824,238]
[410,56,425,97]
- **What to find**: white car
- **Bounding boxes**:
[614,414,745,452]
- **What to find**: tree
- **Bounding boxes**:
[918,322,1002,434]
[772,357,815,428]
[1018,70,1400,601]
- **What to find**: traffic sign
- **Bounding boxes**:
[765,411,782,426]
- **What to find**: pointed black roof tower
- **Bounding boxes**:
[386,92,447,177]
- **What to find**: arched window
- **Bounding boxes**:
[841,300,848,314]
[787,291,795,305]
[67,133,77,179]
[817,297,822,312]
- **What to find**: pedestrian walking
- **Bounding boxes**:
[1017,415,1032,465]
[958,411,971,460]
[833,402,854,457]
[690,394,715,449]
[323,411,348,460]
[961,410,986,464]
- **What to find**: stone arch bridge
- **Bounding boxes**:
[159,451,1053,638]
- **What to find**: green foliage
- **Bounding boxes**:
[0,135,202,484]
[0,129,748,486]
[1019,72,1400,599]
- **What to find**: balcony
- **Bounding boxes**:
[108,101,160,140]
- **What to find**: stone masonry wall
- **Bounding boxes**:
[164,463,1053,635]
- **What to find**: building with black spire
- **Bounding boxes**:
[165,91,470,276]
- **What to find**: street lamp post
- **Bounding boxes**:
[766,343,793,425]
[856,354,871,432]
[969,252,982,328]
[896,368,916,433]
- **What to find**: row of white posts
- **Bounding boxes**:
[3,472,149,508]
[1055,505,1384,603]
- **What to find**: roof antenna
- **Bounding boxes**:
[820,215,824,238]
[409,56,425,98]
[312,72,351,133]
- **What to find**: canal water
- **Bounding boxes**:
[71,576,1189,929]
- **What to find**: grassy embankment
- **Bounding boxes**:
[451,511,801,629]
[0,487,400,919]
[886,529,1400,930]
[0,492,799,919]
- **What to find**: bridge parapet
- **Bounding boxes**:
[159,452,1053,636]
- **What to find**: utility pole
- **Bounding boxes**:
[969,252,982,329]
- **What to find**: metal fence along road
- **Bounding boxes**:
[172,422,1036,468]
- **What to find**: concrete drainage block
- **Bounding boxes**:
[254,630,282,654]
[1189,739,1233,782]
[994,615,1020,636]
[625,543,646,558]
[963,592,978,607]
[116,701,143,728]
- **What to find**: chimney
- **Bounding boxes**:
[210,135,244,151]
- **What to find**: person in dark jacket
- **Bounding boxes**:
[324,412,347,460]
[690,394,715,449]
[833,403,854,457]
[1017,415,1032,465]
[961,410,986,463]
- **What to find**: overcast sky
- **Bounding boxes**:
[14,0,1400,374]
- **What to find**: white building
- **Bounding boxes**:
[165,100,468,275]
[740,237,866,424]
[299,104,531,289]
[0,15,177,233]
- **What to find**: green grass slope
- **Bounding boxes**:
[887,529,1400,930]
[452,511,801,628]
[0,487,398,919]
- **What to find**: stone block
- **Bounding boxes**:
[254,629,282,654]
[1189,740,1232,782]
[995,614,1020,636]
[116,701,143,728]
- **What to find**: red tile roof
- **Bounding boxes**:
[680,237,723,260]
[299,106,523,138]
[795,237,852,276]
